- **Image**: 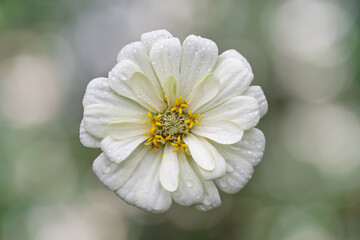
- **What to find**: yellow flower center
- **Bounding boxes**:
[142,96,201,153]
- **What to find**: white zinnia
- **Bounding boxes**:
[80,30,267,213]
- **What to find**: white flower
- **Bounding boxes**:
[80,30,267,213]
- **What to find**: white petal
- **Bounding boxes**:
[244,86,268,118]
[160,144,180,192]
[83,77,120,107]
[201,96,260,130]
[212,128,265,193]
[215,128,265,166]
[108,60,149,108]
[115,150,157,206]
[117,41,161,92]
[108,61,159,111]
[171,152,204,206]
[191,120,244,145]
[195,180,221,211]
[163,76,177,106]
[194,137,226,181]
[187,73,220,112]
[129,72,165,111]
[135,151,172,213]
[106,121,149,140]
[180,35,218,99]
[189,161,221,211]
[79,120,101,148]
[215,49,252,71]
[141,29,173,52]
[215,159,254,194]
[198,58,253,113]
[101,135,147,164]
[83,76,148,112]
[92,147,147,190]
[182,133,215,171]
[83,104,144,138]
[149,38,181,88]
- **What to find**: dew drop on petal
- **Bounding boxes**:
[102,161,112,173]
[102,166,111,173]
[226,164,234,173]
[185,180,193,188]
[229,145,240,151]
[219,178,228,188]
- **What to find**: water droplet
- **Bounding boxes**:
[226,164,234,173]
[118,73,127,80]
[229,145,240,151]
[185,180,193,188]
[102,163,112,173]
[219,179,228,188]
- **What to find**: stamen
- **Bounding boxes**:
[155,135,163,140]
[142,95,201,153]
[137,114,146,121]
[155,114,162,121]
[147,104,156,111]
[151,125,156,134]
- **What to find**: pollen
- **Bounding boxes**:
[142,96,201,152]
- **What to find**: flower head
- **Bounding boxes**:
[80,30,267,213]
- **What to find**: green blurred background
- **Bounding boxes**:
[0,0,359,239]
